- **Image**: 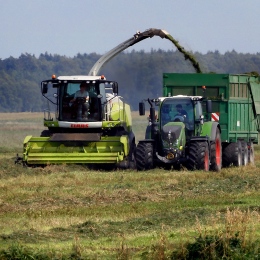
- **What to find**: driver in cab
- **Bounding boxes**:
[175,104,187,118]
[70,82,89,120]
[173,104,193,130]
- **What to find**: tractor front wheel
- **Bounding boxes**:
[187,141,210,171]
[136,142,154,171]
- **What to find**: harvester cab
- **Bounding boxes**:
[41,75,120,123]
[136,95,218,171]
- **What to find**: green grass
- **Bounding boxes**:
[0,113,260,259]
[0,112,43,152]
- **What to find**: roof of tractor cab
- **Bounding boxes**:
[57,75,105,81]
[159,95,203,102]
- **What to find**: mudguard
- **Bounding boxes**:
[200,122,221,141]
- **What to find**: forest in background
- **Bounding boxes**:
[1,49,260,112]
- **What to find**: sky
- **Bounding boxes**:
[0,0,260,60]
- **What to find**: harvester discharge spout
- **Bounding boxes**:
[88,28,202,76]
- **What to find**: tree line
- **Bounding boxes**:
[0,49,260,112]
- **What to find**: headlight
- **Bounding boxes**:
[166,153,175,160]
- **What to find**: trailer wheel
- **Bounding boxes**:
[222,142,242,167]
[241,141,248,166]
[210,128,222,171]
[136,142,154,171]
[248,141,255,165]
[187,141,209,171]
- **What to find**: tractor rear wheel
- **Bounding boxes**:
[210,128,222,171]
[222,141,242,167]
[136,142,154,171]
[187,141,210,171]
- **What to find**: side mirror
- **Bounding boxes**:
[139,102,145,116]
[42,83,48,94]
[112,82,118,95]
[206,100,212,113]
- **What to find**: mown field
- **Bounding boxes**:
[0,112,259,259]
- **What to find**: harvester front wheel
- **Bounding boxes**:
[128,142,136,169]
[187,141,209,171]
[210,128,222,171]
[40,130,51,137]
[136,142,154,171]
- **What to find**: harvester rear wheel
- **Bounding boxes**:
[241,141,248,166]
[136,142,154,171]
[187,141,209,171]
[222,142,242,167]
[210,128,222,171]
[128,142,136,169]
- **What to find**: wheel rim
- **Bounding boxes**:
[238,142,242,166]
[244,145,248,165]
[215,138,221,166]
[249,145,254,164]
[205,150,209,171]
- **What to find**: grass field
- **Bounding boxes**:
[0,113,259,259]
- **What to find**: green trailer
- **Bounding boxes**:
[136,73,258,171]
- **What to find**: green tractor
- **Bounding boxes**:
[136,94,221,171]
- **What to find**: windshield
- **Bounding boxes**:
[58,81,101,122]
[160,98,194,130]
[56,80,119,122]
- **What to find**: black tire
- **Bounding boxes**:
[241,141,248,166]
[40,130,51,137]
[128,142,136,169]
[248,141,255,165]
[210,128,222,171]
[222,142,242,167]
[187,141,210,171]
[135,142,154,171]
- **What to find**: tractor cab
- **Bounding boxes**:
[160,97,194,130]
[158,96,205,155]
[159,96,207,132]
